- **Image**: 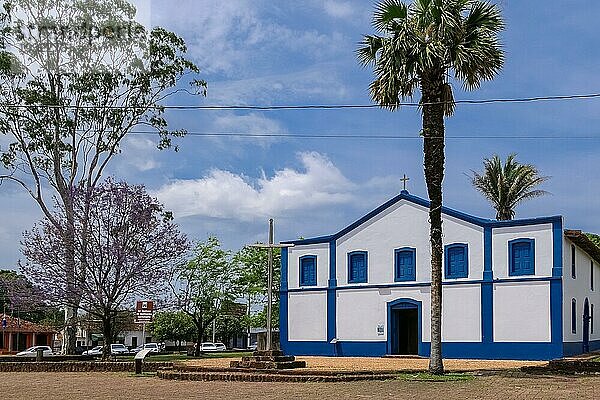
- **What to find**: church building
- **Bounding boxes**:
[280,190,600,360]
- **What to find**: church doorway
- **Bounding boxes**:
[583,298,590,353]
[388,300,420,355]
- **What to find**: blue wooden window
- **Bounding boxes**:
[299,255,317,286]
[571,299,577,334]
[348,251,368,283]
[395,248,416,282]
[571,245,576,279]
[444,244,468,279]
[509,239,535,276]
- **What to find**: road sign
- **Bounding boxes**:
[135,300,154,324]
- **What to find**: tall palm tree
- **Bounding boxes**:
[358,0,504,374]
[471,154,549,220]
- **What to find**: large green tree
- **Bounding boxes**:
[358,0,504,374]
[0,0,204,353]
[150,311,196,351]
[471,154,549,220]
[169,237,239,356]
[234,245,280,346]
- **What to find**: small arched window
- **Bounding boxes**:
[395,248,416,282]
[509,238,535,276]
[348,251,368,283]
[571,298,577,334]
[571,245,577,279]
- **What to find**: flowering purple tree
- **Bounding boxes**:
[21,179,188,359]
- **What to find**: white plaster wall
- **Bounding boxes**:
[287,292,327,341]
[562,238,600,343]
[335,201,484,286]
[491,224,553,279]
[335,285,481,342]
[493,281,551,342]
[441,285,481,342]
[287,243,329,290]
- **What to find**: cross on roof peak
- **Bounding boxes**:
[400,174,410,192]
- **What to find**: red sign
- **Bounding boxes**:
[135,300,154,324]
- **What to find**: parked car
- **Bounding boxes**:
[110,344,129,356]
[16,346,53,357]
[215,342,226,352]
[82,346,103,356]
[200,342,217,352]
[130,343,160,355]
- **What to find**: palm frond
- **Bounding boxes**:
[356,35,385,67]
[373,0,409,32]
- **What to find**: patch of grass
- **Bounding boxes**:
[396,372,475,382]
[592,357,600,363]
[118,352,253,362]
[127,372,157,378]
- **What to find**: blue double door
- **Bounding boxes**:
[389,304,419,355]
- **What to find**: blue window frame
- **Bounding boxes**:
[509,238,535,276]
[444,244,468,279]
[348,251,368,283]
[395,248,416,282]
[571,298,577,334]
[299,255,317,286]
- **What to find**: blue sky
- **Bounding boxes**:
[2,0,600,267]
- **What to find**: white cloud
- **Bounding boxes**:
[149,0,347,77]
[154,152,356,221]
[323,0,355,19]
[120,136,161,171]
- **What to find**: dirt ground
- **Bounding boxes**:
[184,356,546,372]
[2,372,600,400]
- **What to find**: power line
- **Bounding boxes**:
[125,131,600,140]
[1,92,600,110]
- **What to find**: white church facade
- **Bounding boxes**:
[280,190,600,360]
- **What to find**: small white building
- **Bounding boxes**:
[280,190,599,360]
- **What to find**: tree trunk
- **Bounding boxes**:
[194,326,204,357]
[421,71,446,375]
[101,316,113,361]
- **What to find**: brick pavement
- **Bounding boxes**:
[2,372,598,400]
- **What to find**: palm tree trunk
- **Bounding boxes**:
[421,71,445,375]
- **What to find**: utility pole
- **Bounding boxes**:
[249,219,293,351]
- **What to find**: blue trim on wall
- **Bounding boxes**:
[280,247,289,352]
[283,191,563,246]
[482,226,493,344]
[564,340,600,356]
[327,240,337,344]
[284,340,563,360]
[481,283,493,344]
[284,276,561,294]
[552,219,563,278]
[386,298,423,356]
[484,227,493,281]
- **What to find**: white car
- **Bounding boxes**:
[200,342,218,352]
[16,346,53,357]
[110,344,129,355]
[215,342,226,352]
[82,346,103,356]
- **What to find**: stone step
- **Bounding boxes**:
[229,360,307,370]
[240,356,296,362]
[252,350,284,357]
[157,369,400,383]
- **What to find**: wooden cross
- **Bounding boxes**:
[401,174,410,191]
